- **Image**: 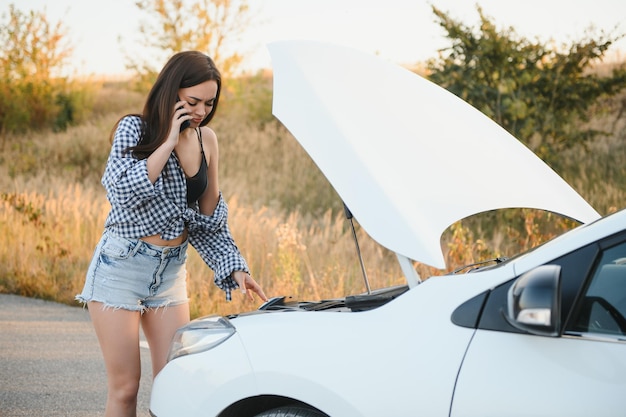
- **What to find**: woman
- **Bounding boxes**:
[77,51,268,416]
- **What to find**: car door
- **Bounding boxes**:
[450,236,626,417]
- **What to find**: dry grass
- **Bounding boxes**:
[0,179,107,305]
[0,174,404,317]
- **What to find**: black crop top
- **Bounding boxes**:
[186,128,208,205]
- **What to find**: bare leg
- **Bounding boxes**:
[88,302,141,417]
[141,303,190,378]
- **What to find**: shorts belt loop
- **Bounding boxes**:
[130,239,143,257]
[178,243,186,261]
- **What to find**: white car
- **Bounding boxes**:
[149,42,626,417]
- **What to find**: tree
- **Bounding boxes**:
[0,4,74,133]
[127,0,253,90]
[426,5,626,164]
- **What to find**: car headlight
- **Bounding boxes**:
[167,315,236,362]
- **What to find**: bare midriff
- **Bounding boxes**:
[140,229,188,247]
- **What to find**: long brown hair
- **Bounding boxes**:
[112,51,222,159]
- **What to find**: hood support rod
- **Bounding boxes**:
[343,203,372,295]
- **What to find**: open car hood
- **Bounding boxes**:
[268,40,600,270]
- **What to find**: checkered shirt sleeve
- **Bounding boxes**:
[187,193,250,301]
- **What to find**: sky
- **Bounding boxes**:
[7,0,626,77]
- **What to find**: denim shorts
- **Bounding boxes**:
[76,230,189,312]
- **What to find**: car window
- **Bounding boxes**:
[567,241,626,338]
[474,243,597,334]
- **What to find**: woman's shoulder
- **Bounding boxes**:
[111,115,143,148]
[199,125,218,150]
[115,115,143,138]
[118,114,143,129]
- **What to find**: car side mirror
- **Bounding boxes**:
[505,265,561,336]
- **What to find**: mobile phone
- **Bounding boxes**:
[179,118,191,132]
[177,97,190,132]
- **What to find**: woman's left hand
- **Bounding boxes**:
[232,271,268,302]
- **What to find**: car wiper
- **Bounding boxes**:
[452,257,508,274]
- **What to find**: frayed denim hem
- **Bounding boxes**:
[75,295,188,314]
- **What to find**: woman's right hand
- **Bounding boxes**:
[146,100,191,183]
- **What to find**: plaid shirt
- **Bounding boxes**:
[101,115,248,300]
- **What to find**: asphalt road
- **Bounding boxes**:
[0,294,152,417]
